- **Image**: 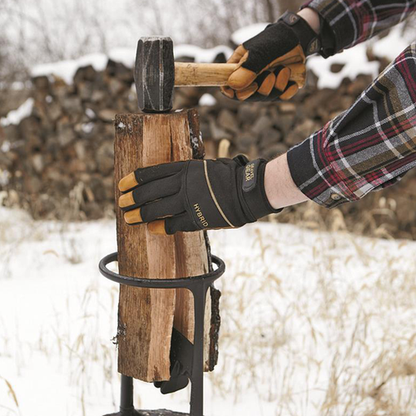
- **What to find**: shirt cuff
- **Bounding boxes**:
[301,0,350,56]
[286,136,358,209]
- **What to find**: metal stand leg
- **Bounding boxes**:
[104,375,139,416]
[121,376,139,415]
[189,283,209,416]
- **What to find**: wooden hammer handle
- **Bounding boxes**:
[175,59,304,87]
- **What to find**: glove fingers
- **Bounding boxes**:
[234,67,289,102]
[222,44,250,98]
[227,44,248,64]
[235,82,258,101]
[123,207,143,225]
[140,195,184,223]
[149,213,199,235]
[124,194,184,225]
[257,71,276,96]
[227,46,256,91]
[238,70,276,100]
[280,81,299,100]
[265,44,305,70]
[119,173,181,210]
[228,65,257,91]
[220,86,235,99]
[119,161,185,192]
[241,79,298,103]
[285,62,306,88]
[225,62,303,102]
[274,66,291,92]
[257,80,298,102]
[166,213,200,234]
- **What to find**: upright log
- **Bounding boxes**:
[114,109,215,382]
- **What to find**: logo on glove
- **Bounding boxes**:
[194,203,209,228]
[245,163,255,182]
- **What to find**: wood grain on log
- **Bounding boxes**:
[114,110,213,382]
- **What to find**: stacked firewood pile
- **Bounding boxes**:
[0,60,137,220]
[1,57,415,239]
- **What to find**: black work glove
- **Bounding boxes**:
[222,11,321,102]
[118,155,282,235]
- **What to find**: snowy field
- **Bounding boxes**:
[1,206,416,416]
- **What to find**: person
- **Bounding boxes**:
[118,0,416,235]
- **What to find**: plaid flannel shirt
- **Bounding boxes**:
[287,0,416,208]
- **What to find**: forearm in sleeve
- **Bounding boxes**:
[287,43,416,208]
[301,0,416,56]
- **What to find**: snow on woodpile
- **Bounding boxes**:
[371,24,415,60]
[30,45,233,85]
[1,98,34,127]
[174,44,233,62]
[31,53,109,85]
[198,93,217,106]
[307,43,380,89]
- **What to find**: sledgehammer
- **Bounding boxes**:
[135,36,304,113]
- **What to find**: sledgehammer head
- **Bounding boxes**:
[135,37,175,113]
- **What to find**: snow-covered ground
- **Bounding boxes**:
[1,207,416,416]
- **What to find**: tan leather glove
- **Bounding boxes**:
[222,11,321,102]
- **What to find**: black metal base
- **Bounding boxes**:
[138,411,189,415]
[105,410,188,416]
[104,410,140,416]
[99,252,225,416]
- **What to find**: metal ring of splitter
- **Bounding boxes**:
[99,252,225,289]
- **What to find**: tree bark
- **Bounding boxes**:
[114,109,217,382]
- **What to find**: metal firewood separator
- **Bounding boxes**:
[99,252,225,416]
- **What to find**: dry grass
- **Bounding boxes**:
[208,224,416,415]
[1,210,416,415]
[0,376,20,415]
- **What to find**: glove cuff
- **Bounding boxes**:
[279,11,321,56]
[239,158,283,220]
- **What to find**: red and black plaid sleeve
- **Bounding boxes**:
[287,43,416,208]
[302,0,416,56]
